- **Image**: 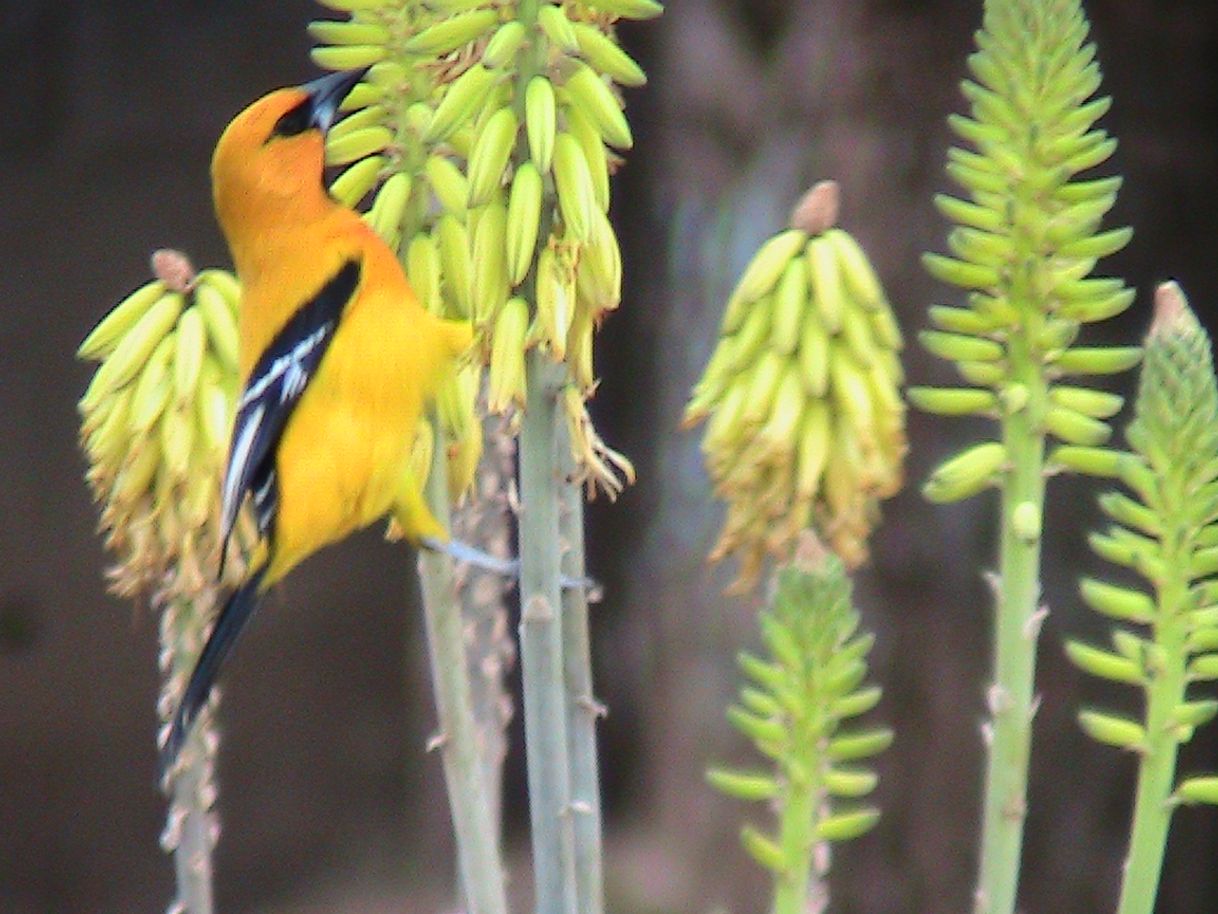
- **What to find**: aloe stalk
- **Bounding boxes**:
[560,449,606,914]
[310,3,649,912]
[159,597,219,914]
[1062,283,1218,914]
[453,426,518,849]
[419,449,510,914]
[77,254,253,914]
[519,349,580,914]
[914,2,1136,911]
[708,536,890,914]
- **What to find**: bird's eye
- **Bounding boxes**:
[271,100,314,139]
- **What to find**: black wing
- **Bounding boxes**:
[218,258,361,569]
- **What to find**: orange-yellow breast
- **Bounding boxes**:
[253,216,463,583]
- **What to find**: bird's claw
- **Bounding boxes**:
[420,536,601,598]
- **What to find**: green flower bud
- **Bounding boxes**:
[1078,710,1145,750]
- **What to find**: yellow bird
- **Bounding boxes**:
[163,69,504,768]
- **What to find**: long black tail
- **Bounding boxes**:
[161,564,267,773]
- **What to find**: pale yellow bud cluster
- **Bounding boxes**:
[684,183,906,592]
[310,0,651,498]
[78,250,254,600]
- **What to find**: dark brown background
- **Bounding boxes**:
[2,1,1217,912]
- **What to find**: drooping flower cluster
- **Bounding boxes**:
[685,182,905,591]
[311,0,656,497]
[78,250,253,601]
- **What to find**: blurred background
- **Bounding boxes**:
[3,0,1217,912]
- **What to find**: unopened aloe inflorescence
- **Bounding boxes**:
[1067,283,1218,914]
[311,0,648,497]
[914,1,1137,912]
[708,534,891,914]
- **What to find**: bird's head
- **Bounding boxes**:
[212,68,369,234]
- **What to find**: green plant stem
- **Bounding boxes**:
[976,350,1046,914]
[166,722,215,914]
[1116,535,1188,914]
[418,447,509,914]
[519,350,579,914]
[772,579,830,914]
[455,425,516,847]
[773,773,817,914]
[559,451,605,914]
[160,595,217,914]
[510,1,584,910]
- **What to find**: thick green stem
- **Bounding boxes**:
[775,610,831,914]
[976,355,1046,914]
[559,454,605,914]
[454,425,517,848]
[1116,535,1188,914]
[511,0,588,908]
[418,448,510,914]
[519,350,579,914]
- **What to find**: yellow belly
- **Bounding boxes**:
[230,216,467,586]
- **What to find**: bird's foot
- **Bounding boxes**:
[420,536,601,599]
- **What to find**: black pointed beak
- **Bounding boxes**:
[304,67,371,134]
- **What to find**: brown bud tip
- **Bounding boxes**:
[790,180,840,235]
[792,530,830,572]
[151,249,197,293]
[1149,280,1196,340]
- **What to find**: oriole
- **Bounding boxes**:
[163,69,491,768]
